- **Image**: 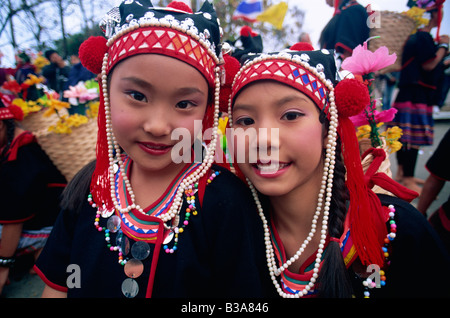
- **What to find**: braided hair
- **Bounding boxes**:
[316,136,353,297]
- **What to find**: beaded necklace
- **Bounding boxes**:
[265,203,397,298]
[89,160,220,297]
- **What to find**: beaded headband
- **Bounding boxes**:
[99,0,222,86]
[79,1,224,217]
[228,45,387,296]
[230,48,337,115]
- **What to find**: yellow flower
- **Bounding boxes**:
[33,55,50,73]
[48,114,89,134]
[11,98,41,116]
[403,7,429,33]
[42,98,70,117]
[66,114,88,127]
[382,126,402,140]
[380,126,403,153]
[85,101,99,119]
[356,125,372,140]
[23,74,45,86]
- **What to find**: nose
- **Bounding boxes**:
[256,127,280,159]
[142,106,172,137]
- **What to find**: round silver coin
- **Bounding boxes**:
[121,278,139,298]
[131,241,151,260]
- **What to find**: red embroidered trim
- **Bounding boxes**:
[107,26,216,86]
[232,59,328,108]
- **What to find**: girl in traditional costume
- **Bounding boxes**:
[390,0,449,193]
[34,0,273,298]
[0,95,66,295]
[228,42,450,297]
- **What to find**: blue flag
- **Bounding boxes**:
[232,0,264,22]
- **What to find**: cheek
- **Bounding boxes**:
[110,102,139,139]
[286,124,324,159]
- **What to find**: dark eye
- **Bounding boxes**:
[235,117,255,126]
[282,111,303,121]
[176,100,196,109]
[128,91,146,102]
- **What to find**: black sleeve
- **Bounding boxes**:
[200,166,276,297]
[426,128,450,181]
[378,194,450,297]
[0,143,66,227]
[415,32,437,65]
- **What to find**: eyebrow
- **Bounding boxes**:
[121,76,152,89]
[234,94,310,111]
[120,77,205,96]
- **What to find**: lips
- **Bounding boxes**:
[252,160,291,178]
[138,141,173,156]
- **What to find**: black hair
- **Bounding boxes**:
[60,159,96,214]
[316,137,353,297]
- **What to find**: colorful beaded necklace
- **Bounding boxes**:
[89,156,220,297]
[268,204,397,298]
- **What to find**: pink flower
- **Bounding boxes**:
[341,41,397,76]
[350,107,397,126]
[63,82,98,105]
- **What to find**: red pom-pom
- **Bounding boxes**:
[240,26,258,37]
[79,36,108,74]
[167,1,193,13]
[219,54,240,112]
[334,78,370,118]
[9,105,24,121]
[290,42,314,51]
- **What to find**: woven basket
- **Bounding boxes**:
[21,108,69,137]
[369,11,415,74]
[36,119,98,182]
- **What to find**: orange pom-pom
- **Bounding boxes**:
[167,1,193,13]
[290,42,314,51]
[79,36,108,74]
[334,78,370,118]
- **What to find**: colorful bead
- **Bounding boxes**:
[364,204,396,298]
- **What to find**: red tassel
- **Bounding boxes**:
[90,78,114,211]
[339,117,385,266]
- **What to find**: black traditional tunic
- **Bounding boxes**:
[34,162,275,298]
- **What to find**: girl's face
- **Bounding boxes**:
[232,81,327,198]
[109,54,209,175]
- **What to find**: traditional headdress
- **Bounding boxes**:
[78,0,225,217]
[0,93,24,121]
[228,43,388,297]
[407,0,446,40]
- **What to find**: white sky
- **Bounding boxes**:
[296,0,450,49]
[1,0,449,67]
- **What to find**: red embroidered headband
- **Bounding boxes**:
[0,94,23,121]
